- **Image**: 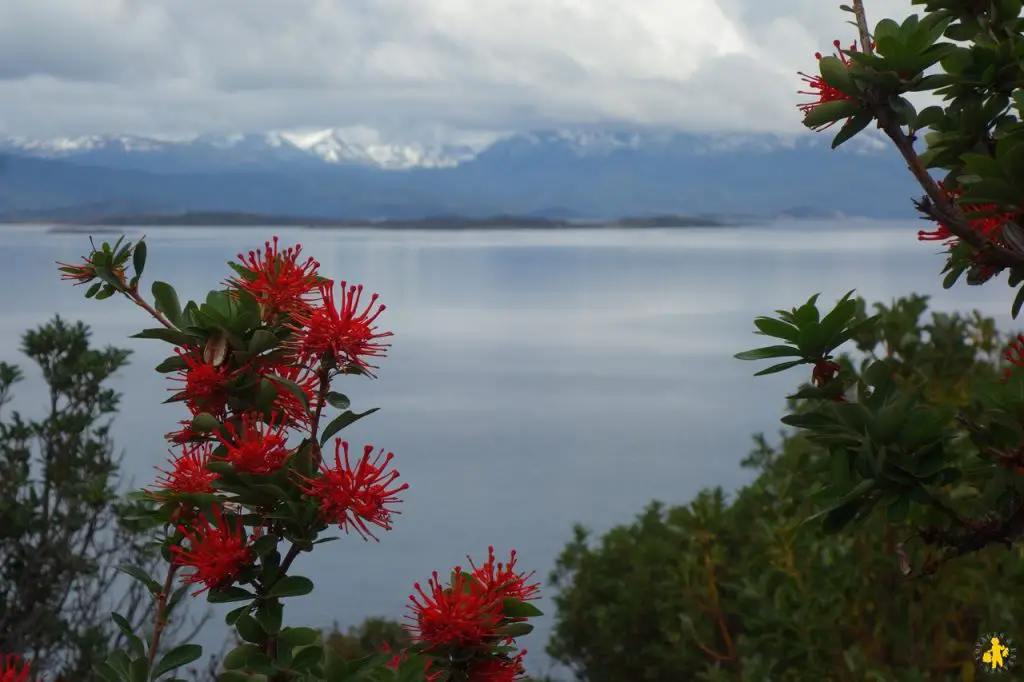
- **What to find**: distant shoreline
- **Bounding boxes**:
[0,210,753,232]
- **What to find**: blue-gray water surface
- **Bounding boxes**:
[0,221,1014,678]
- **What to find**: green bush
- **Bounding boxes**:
[547,296,1024,681]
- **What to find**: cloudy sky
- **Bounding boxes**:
[0,0,916,141]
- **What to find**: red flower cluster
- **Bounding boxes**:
[468,547,541,604]
[287,280,393,375]
[797,39,859,130]
[215,412,293,475]
[918,182,1017,246]
[226,236,322,321]
[466,651,529,682]
[155,442,218,494]
[60,235,538,681]
[406,548,538,678]
[296,440,408,541]
[56,255,104,287]
[1000,334,1024,383]
[170,506,259,595]
[170,348,231,418]
[260,363,321,430]
[0,655,31,682]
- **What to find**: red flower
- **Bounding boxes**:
[295,441,408,541]
[227,237,322,321]
[287,280,392,375]
[155,442,218,494]
[466,651,528,682]
[215,412,292,475]
[468,547,540,604]
[811,358,842,387]
[170,506,258,595]
[57,255,103,286]
[170,348,232,417]
[918,182,1016,245]
[406,569,504,649]
[1000,334,1024,383]
[797,40,858,130]
[258,362,321,429]
[166,419,207,444]
[381,645,443,681]
[0,654,32,682]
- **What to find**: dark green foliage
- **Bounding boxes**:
[323,618,412,660]
[0,317,204,679]
[548,297,1024,681]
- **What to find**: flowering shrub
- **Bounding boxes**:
[3,236,544,682]
[738,0,1024,578]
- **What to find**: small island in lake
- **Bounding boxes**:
[38,210,741,232]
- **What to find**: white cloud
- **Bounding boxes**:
[0,0,922,139]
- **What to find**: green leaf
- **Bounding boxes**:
[129,657,150,682]
[803,99,863,130]
[151,644,203,680]
[225,605,249,627]
[251,534,278,558]
[117,564,162,594]
[290,644,323,672]
[108,649,132,678]
[496,622,535,637]
[319,408,381,447]
[154,355,189,373]
[279,626,322,647]
[111,612,146,659]
[326,392,350,410]
[831,112,874,149]
[216,671,250,682]
[247,330,280,355]
[502,598,544,618]
[207,586,255,603]
[152,281,184,328]
[132,240,147,278]
[93,661,122,682]
[235,614,265,644]
[267,374,310,413]
[255,599,284,634]
[818,55,858,95]
[753,359,806,376]
[1012,285,1024,319]
[130,328,194,346]
[733,345,804,361]
[821,499,864,534]
[191,412,221,433]
[222,644,260,671]
[753,316,800,342]
[886,495,911,523]
[267,575,314,598]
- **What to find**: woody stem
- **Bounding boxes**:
[850,0,1024,270]
[126,287,176,329]
[148,562,179,667]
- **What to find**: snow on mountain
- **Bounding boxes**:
[2,134,173,154]
[0,126,890,172]
[0,127,494,170]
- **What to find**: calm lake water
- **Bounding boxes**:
[0,221,1015,677]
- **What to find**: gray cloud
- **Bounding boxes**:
[0,0,922,139]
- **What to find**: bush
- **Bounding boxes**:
[547,296,1024,681]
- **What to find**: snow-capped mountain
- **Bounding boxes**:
[0,125,917,220]
[0,128,494,171]
[0,126,889,173]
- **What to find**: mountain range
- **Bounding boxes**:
[0,128,925,221]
